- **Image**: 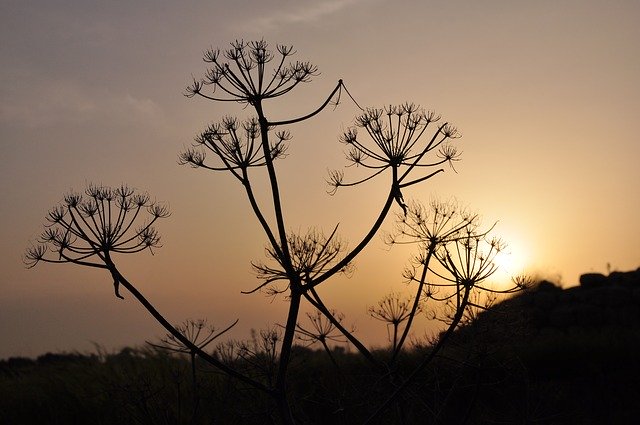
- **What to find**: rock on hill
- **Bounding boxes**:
[460,267,640,340]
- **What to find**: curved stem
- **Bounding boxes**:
[307,171,397,290]
[241,168,284,261]
[267,80,343,126]
[304,288,379,366]
[108,263,271,393]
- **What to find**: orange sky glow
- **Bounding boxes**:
[1,0,639,359]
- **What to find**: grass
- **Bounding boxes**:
[4,272,640,424]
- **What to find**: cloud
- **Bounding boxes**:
[0,82,95,128]
[0,81,163,129]
[242,0,368,33]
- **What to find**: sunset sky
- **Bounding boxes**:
[1,0,639,359]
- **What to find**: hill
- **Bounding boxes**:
[437,267,640,424]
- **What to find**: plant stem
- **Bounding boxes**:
[364,285,472,424]
[276,291,302,425]
[392,247,434,362]
[110,264,271,393]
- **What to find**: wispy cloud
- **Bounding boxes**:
[242,0,369,33]
[0,82,95,128]
[0,81,163,129]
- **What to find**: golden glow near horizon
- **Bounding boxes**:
[1,0,639,359]
[493,237,530,287]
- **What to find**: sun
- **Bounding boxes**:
[493,237,530,284]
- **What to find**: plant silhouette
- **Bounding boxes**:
[26,40,526,424]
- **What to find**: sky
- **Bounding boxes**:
[1,0,639,359]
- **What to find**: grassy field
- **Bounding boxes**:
[3,269,640,424]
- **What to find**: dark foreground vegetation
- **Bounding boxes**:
[3,268,640,424]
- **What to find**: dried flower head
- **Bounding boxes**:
[186,39,318,105]
[328,103,461,214]
[25,184,169,298]
[250,226,352,295]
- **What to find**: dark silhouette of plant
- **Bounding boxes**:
[296,310,348,369]
[250,227,353,296]
[25,184,269,393]
[185,39,318,105]
[368,292,416,352]
[364,211,527,423]
[234,328,282,386]
[148,318,237,395]
[328,104,460,210]
[25,184,168,298]
[386,199,477,360]
[26,40,526,424]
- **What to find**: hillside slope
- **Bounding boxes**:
[439,267,640,424]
